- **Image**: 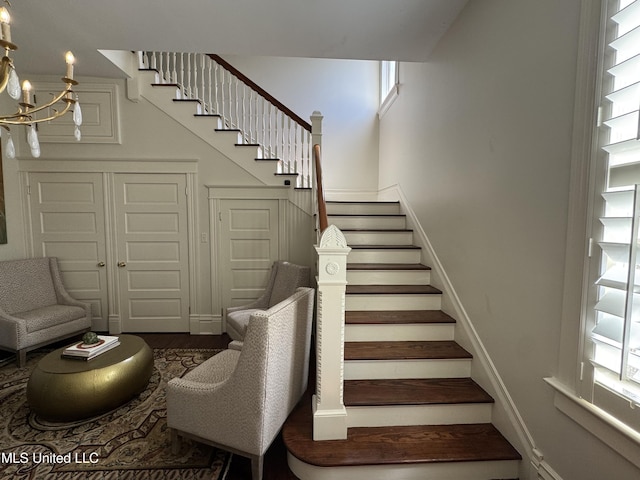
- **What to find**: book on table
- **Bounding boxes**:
[62,335,120,360]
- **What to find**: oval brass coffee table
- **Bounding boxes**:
[27,335,153,422]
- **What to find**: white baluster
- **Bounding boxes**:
[179,53,185,99]
[193,54,200,100]
[227,71,233,128]
[186,53,192,97]
[200,54,206,110]
[286,116,292,173]
[171,53,177,84]
[268,103,274,158]
[234,77,239,130]
[159,52,165,82]
[164,52,171,83]
[151,52,157,71]
[213,61,219,115]
[207,57,213,114]
[240,83,246,139]
[248,89,254,144]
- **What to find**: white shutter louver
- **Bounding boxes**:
[591,0,640,406]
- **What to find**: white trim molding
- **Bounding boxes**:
[545,377,640,470]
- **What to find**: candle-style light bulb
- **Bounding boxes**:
[22,80,32,105]
[0,7,11,43]
[65,51,75,80]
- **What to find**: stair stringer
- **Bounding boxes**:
[101,50,288,188]
[376,184,544,480]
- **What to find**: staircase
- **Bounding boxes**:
[103,50,316,190]
[283,200,521,480]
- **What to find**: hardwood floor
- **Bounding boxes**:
[138,333,300,480]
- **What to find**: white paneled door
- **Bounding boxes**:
[28,172,109,330]
[113,174,190,332]
[219,199,280,311]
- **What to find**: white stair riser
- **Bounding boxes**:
[141,81,287,187]
[288,453,520,480]
[344,359,472,380]
[344,230,414,245]
[347,269,431,285]
[346,403,493,428]
[348,249,421,264]
[345,323,454,342]
[327,203,401,215]
[346,294,441,311]
[330,216,406,230]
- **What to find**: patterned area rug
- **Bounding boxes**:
[0,348,231,479]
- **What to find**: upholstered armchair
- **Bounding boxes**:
[0,257,92,366]
[167,287,315,480]
[226,260,310,342]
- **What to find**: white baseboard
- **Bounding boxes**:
[189,314,221,335]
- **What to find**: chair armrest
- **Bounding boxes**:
[0,307,28,349]
[48,258,92,317]
[228,340,243,351]
[226,295,269,313]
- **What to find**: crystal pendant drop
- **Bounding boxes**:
[7,68,20,100]
[30,143,40,158]
[5,133,15,159]
[73,97,82,126]
[74,125,81,141]
[27,125,39,149]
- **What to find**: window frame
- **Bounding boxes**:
[379,60,399,117]
[549,0,640,467]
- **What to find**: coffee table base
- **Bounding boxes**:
[27,335,153,422]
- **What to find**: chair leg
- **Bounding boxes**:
[170,429,181,455]
[251,455,264,480]
[17,350,26,368]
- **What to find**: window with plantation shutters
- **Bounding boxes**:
[588,0,640,424]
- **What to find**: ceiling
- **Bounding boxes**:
[8,0,468,78]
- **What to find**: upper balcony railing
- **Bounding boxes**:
[139,51,313,188]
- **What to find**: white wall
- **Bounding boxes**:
[221,55,380,192]
[379,1,640,479]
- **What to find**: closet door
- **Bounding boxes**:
[113,174,190,332]
[219,199,280,310]
[28,172,108,330]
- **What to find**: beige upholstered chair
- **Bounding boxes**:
[226,260,310,342]
[167,287,315,480]
[0,257,92,367]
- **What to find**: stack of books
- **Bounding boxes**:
[62,335,120,361]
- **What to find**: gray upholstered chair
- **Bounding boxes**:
[0,257,92,366]
[167,287,315,480]
[226,260,310,343]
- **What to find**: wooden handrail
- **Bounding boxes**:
[208,54,312,132]
[314,144,328,233]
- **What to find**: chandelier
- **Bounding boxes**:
[0,4,81,159]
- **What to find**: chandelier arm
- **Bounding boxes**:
[0,99,72,126]
[0,56,12,94]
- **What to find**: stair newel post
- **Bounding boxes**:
[311,111,323,151]
[314,225,350,440]
[311,111,323,189]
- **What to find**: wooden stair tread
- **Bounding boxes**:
[346,310,455,324]
[346,284,441,295]
[327,201,400,205]
[328,214,405,219]
[341,228,413,232]
[283,402,521,467]
[344,341,472,360]
[344,378,494,406]
[348,263,430,271]
[349,244,421,250]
